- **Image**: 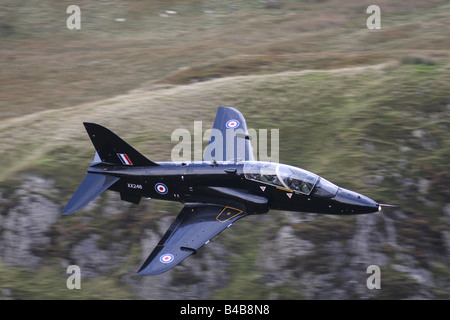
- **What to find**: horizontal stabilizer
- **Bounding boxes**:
[83,122,158,167]
[62,173,119,215]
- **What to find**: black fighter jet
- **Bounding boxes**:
[62,106,385,275]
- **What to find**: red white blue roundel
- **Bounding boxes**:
[155,183,168,194]
[160,253,174,264]
[226,119,240,129]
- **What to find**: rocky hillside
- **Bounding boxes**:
[1,166,449,299]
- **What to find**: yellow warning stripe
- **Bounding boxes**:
[276,186,293,192]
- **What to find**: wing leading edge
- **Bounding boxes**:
[138,203,247,276]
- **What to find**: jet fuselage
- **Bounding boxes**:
[87,161,380,216]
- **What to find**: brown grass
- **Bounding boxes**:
[0,0,449,120]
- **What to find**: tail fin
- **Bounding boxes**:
[83,122,158,166]
[62,123,157,214]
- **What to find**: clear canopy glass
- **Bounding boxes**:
[243,161,319,195]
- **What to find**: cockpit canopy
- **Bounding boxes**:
[243,161,319,195]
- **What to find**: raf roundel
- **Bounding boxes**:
[155,183,168,195]
[225,119,240,129]
[160,254,174,264]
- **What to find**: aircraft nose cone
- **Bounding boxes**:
[333,188,379,214]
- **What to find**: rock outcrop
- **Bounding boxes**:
[0,175,449,299]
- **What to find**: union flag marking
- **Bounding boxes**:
[117,153,133,165]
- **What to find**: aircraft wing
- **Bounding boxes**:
[204,106,254,162]
[138,203,247,275]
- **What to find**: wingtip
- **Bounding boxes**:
[136,266,163,276]
[61,204,75,215]
[137,263,146,275]
[136,270,146,276]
